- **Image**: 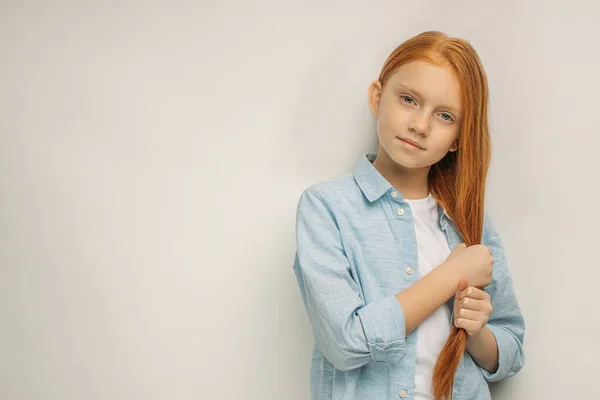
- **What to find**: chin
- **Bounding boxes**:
[386,152,419,169]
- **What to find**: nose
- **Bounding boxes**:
[408,110,430,136]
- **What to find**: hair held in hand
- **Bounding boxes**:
[377,31,490,399]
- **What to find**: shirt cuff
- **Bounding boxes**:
[481,324,523,382]
[356,295,407,364]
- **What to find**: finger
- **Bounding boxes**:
[456,307,487,321]
[459,286,488,300]
[458,297,490,312]
[454,278,469,319]
[455,278,468,305]
[454,317,482,335]
[457,278,469,294]
[455,278,469,317]
[453,291,461,316]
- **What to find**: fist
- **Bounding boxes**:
[446,243,494,289]
[453,279,493,337]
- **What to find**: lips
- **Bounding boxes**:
[397,137,425,150]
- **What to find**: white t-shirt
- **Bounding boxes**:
[404,193,453,400]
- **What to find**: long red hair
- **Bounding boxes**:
[377,31,491,399]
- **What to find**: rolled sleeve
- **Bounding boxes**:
[356,295,407,363]
[482,324,525,382]
[293,188,408,371]
[480,213,526,382]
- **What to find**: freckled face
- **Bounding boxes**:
[369,60,463,170]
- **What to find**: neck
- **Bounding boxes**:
[372,146,431,200]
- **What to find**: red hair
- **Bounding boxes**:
[377,31,491,399]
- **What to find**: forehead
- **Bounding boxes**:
[387,60,463,112]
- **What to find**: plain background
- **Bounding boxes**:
[1,1,599,399]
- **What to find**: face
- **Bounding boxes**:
[368,60,463,172]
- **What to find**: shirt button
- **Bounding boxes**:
[399,389,408,398]
[396,208,404,216]
[391,191,398,198]
[406,267,413,275]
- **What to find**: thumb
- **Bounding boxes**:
[454,277,469,317]
[457,277,469,293]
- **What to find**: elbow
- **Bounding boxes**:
[507,323,526,377]
[318,339,369,372]
[329,357,360,372]
[509,342,526,376]
[310,295,409,371]
[317,334,407,372]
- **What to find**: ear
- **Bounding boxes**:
[368,80,383,117]
[449,139,459,152]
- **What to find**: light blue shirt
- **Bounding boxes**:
[293,152,525,400]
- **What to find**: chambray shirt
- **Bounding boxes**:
[293,152,525,400]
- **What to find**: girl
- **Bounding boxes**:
[293,31,525,400]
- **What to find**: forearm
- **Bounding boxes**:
[395,261,460,335]
[466,325,499,373]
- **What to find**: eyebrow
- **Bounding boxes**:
[395,83,462,115]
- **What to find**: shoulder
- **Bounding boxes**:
[297,172,364,211]
[482,211,503,245]
[481,211,510,273]
[294,174,361,244]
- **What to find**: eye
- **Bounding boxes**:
[439,112,454,122]
[400,95,416,105]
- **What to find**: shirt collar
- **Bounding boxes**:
[353,153,393,202]
[353,152,453,222]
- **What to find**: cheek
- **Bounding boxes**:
[425,128,459,158]
[434,125,459,146]
[379,103,409,132]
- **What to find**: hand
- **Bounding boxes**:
[445,243,494,289]
[453,278,493,338]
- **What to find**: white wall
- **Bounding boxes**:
[1,1,598,399]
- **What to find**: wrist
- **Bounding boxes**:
[466,327,484,347]
[440,259,461,288]
[465,325,499,373]
[432,260,461,302]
